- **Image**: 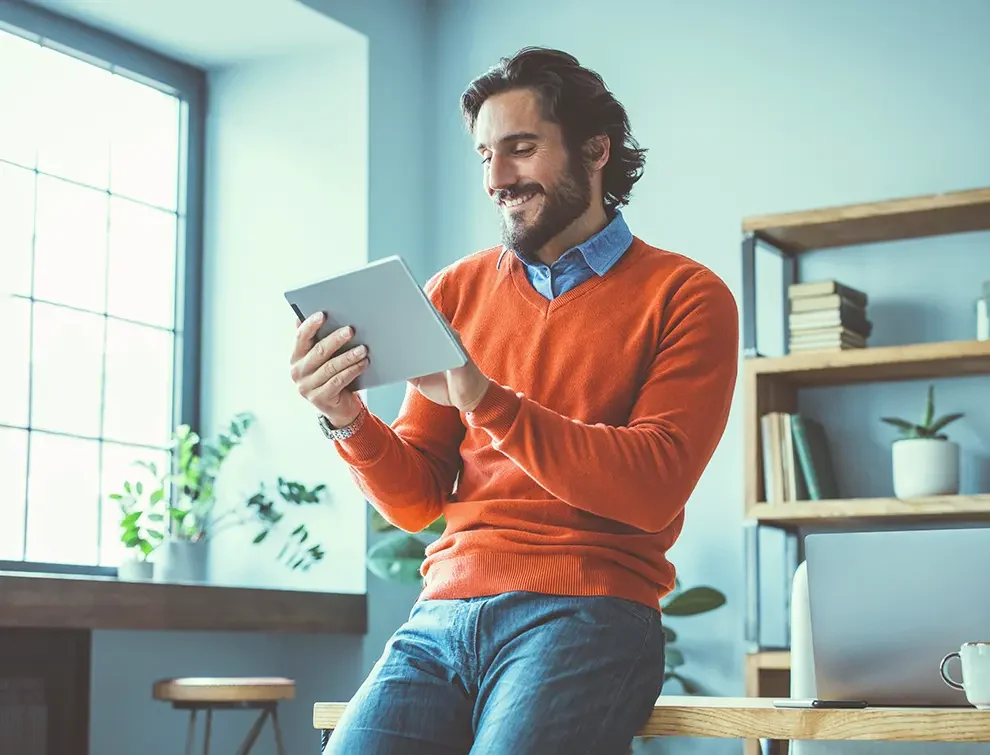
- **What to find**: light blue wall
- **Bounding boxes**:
[427,2,990,752]
[294,0,437,677]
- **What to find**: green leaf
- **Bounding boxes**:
[662,586,726,616]
[928,412,964,435]
[880,417,916,432]
[150,489,164,505]
[665,671,703,695]
[147,513,164,522]
[664,646,685,669]
[923,384,935,428]
[369,507,397,533]
[253,530,269,544]
[662,624,677,644]
[108,493,123,501]
[366,532,427,584]
[423,516,446,536]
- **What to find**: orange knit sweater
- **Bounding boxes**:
[336,238,739,609]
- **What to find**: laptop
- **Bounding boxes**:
[805,527,990,707]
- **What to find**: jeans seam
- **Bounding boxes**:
[584,610,661,753]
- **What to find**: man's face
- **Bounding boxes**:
[474,88,590,262]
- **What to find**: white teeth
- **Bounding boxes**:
[502,193,534,208]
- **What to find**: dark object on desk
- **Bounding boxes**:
[772,698,868,709]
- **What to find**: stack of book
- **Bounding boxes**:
[787,279,871,352]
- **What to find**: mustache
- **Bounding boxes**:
[493,183,544,205]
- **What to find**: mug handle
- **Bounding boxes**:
[940,652,964,690]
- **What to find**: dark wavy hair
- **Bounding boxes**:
[460,47,646,213]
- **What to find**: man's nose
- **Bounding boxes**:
[487,154,517,193]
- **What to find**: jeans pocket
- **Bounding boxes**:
[600,596,660,626]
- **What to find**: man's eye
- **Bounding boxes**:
[514,146,534,156]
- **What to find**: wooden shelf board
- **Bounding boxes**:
[748,495,990,528]
[743,187,990,253]
[0,572,367,633]
[747,340,990,387]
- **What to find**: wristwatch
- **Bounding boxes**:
[317,403,367,441]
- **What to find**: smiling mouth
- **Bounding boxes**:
[500,192,539,211]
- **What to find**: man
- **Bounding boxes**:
[290,47,738,754]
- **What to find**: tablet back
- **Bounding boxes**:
[284,256,467,391]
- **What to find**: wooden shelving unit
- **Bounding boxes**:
[740,188,990,755]
[742,186,990,253]
[749,494,990,529]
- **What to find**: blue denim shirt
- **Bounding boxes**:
[518,211,633,299]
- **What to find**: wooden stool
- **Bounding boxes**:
[153,676,294,755]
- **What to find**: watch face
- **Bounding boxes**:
[318,416,334,439]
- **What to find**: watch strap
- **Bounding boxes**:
[318,402,368,441]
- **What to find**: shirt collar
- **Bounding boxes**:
[573,210,633,275]
[504,210,633,275]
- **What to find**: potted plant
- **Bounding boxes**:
[215,476,330,571]
[881,384,964,498]
[108,461,166,581]
[127,411,255,583]
[366,509,726,693]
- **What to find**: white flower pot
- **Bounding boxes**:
[117,558,154,582]
[892,438,960,498]
[155,538,209,584]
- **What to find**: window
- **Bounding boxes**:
[0,14,203,572]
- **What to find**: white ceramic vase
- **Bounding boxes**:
[155,538,209,584]
[892,438,960,498]
[117,557,154,582]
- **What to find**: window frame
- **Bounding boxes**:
[0,0,206,576]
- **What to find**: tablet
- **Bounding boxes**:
[284,255,468,391]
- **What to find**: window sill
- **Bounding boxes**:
[0,571,366,634]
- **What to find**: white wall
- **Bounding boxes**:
[89,34,374,755]
[200,41,369,595]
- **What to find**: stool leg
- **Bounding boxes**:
[271,705,286,755]
[202,708,212,755]
[233,708,269,755]
[185,709,198,755]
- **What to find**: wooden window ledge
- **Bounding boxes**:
[0,571,366,633]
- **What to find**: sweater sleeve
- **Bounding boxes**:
[332,271,466,533]
[464,269,739,533]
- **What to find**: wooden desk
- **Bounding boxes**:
[0,572,366,755]
[313,695,990,751]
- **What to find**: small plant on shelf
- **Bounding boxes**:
[165,411,256,543]
[366,508,726,694]
[108,460,167,581]
[881,384,964,499]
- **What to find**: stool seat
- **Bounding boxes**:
[154,677,293,755]
[153,676,295,704]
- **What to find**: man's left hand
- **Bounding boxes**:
[410,329,490,412]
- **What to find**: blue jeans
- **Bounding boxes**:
[324,591,666,754]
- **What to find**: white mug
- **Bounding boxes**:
[940,641,990,709]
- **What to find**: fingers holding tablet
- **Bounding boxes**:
[289,311,368,426]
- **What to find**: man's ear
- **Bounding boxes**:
[583,134,610,172]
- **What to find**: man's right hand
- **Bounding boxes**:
[290,312,369,427]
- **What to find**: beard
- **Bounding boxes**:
[494,153,591,264]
